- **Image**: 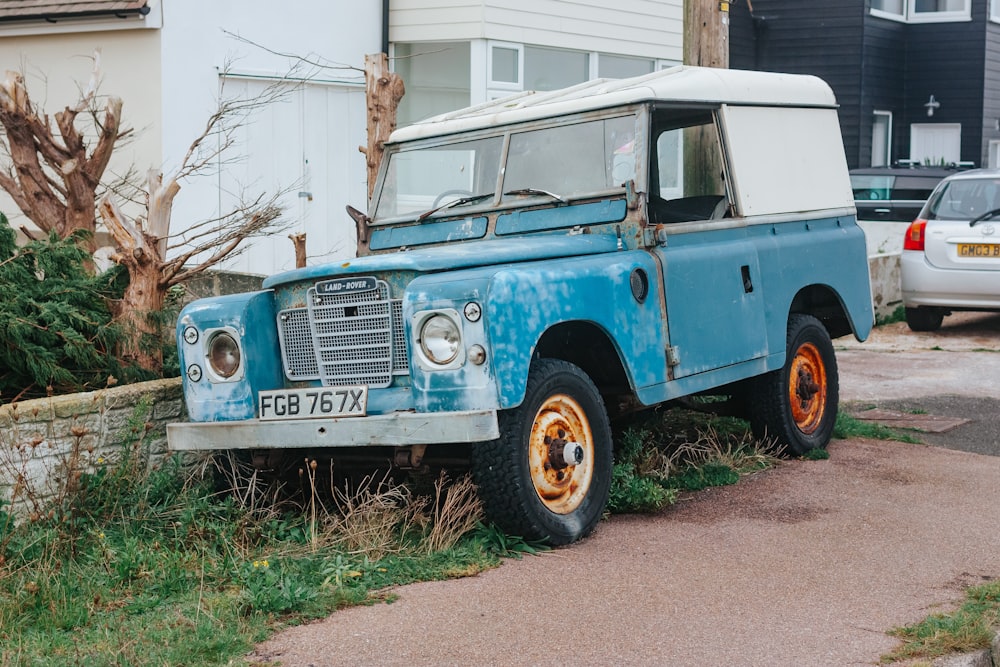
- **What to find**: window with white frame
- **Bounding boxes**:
[488,42,523,90]
[524,46,590,91]
[597,54,655,79]
[991,0,1000,22]
[871,0,905,20]
[870,0,970,22]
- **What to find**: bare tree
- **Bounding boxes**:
[0,53,294,372]
[0,53,128,250]
[99,76,294,371]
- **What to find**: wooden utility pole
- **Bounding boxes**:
[683,0,730,196]
[684,0,730,68]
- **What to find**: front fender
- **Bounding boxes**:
[486,251,668,409]
[176,290,283,422]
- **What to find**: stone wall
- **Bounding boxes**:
[0,377,186,514]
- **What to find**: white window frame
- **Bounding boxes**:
[989,140,1000,168]
[487,41,524,92]
[869,0,971,22]
[906,0,971,23]
[871,0,906,22]
[872,110,893,167]
[991,0,1000,22]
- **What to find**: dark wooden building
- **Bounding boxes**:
[730,0,1000,170]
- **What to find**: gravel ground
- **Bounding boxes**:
[251,312,1000,667]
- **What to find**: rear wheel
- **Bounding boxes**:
[471,359,612,545]
[750,314,838,455]
[905,307,945,332]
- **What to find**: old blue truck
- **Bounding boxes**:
[167,66,873,545]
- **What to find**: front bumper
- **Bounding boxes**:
[167,410,500,451]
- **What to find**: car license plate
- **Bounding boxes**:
[258,387,368,421]
[958,243,1000,258]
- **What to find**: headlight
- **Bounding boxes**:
[419,314,461,365]
[207,331,241,379]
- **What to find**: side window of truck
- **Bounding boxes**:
[649,110,730,223]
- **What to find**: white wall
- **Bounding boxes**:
[159,0,381,274]
[391,0,683,61]
[0,26,162,232]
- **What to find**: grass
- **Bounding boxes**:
[0,403,522,666]
[876,305,906,326]
[608,405,784,514]
[833,411,923,444]
[881,579,1000,663]
[0,401,801,665]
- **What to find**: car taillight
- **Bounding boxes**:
[903,219,927,252]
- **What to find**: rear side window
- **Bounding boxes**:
[925,178,1000,220]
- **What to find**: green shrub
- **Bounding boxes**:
[0,219,153,401]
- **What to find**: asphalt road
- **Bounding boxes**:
[251,312,1000,667]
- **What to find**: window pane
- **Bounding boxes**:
[871,0,904,14]
[374,136,503,221]
[492,46,519,84]
[503,116,636,199]
[524,46,589,91]
[394,42,471,126]
[599,54,655,79]
[913,0,966,12]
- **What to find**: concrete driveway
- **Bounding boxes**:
[252,313,1000,667]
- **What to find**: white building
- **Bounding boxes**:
[0,0,682,276]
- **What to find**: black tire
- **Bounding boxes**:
[905,307,945,332]
[471,359,613,546]
[749,314,839,455]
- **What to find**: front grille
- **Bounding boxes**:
[277,279,408,388]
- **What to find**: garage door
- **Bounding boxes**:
[218,78,368,276]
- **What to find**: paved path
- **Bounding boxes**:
[251,312,1000,667]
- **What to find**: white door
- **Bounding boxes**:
[218,78,368,276]
[871,111,891,166]
[910,123,961,166]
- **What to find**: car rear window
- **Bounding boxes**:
[924,178,1000,220]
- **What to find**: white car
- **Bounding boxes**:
[901,168,1000,331]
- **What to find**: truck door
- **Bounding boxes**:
[647,111,767,379]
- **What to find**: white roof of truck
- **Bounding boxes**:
[390,66,838,143]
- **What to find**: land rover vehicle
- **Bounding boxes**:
[901,168,1000,331]
[167,66,873,545]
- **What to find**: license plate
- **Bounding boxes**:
[258,387,368,421]
[958,243,1000,258]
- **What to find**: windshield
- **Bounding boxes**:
[372,114,637,223]
[501,115,636,202]
[374,136,503,223]
[923,178,1000,220]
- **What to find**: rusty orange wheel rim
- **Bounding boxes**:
[527,394,595,515]
[788,342,827,434]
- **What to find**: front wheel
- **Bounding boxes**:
[471,359,612,545]
[749,314,839,455]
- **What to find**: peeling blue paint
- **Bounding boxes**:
[369,216,488,250]
[495,199,627,235]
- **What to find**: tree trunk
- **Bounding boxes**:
[361,53,405,202]
[289,232,307,268]
[99,196,164,372]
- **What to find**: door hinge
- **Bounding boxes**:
[666,345,680,367]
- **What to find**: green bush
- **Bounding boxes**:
[0,218,153,401]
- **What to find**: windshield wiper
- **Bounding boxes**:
[416,193,494,222]
[503,188,568,204]
[969,208,1000,227]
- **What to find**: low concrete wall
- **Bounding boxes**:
[0,377,186,514]
[869,253,903,320]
